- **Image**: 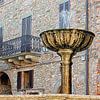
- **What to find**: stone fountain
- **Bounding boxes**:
[40,29,95,94]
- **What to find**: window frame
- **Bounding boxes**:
[17,70,34,91]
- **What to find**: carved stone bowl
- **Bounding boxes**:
[40,29,95,52]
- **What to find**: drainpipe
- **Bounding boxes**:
[85,0,89,95]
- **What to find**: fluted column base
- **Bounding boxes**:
[58,49,74,94]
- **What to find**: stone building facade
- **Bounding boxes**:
[0,0,99,95]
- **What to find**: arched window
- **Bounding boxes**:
[1,73,9,85]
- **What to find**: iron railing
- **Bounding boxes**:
[0,35,41,57]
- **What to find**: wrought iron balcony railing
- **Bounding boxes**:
[0,35,41,58]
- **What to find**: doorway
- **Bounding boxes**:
[0,72,12,94]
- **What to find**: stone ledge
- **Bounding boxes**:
[0,94,100,100]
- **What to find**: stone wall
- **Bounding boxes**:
[88,0,100,95]
[70,0,86,29]
[0,0,60,41]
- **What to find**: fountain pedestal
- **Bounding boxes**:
[40,29,95,94]
[58,49,73,93]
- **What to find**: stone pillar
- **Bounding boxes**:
[58,49,73,94]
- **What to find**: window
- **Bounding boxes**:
[59,0,70,28]
[22,16,32,36]
[0,0,4,4]
[17,70,33,90]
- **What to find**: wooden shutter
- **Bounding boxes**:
[59,3,63,12]
[22,16,32,36]
[29,70,33,88]
[0,27,3,48]
[22,18,26,36]
[27,16,32,35]
[17,72,22,90]
[21,16,32,52]
[59,3,64,28]
[0,27,3,42]
[65,0,70,11]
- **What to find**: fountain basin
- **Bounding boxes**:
[40,29,95,52]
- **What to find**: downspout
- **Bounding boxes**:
[85,0,89,95]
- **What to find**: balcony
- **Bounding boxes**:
[0,35,41,67]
